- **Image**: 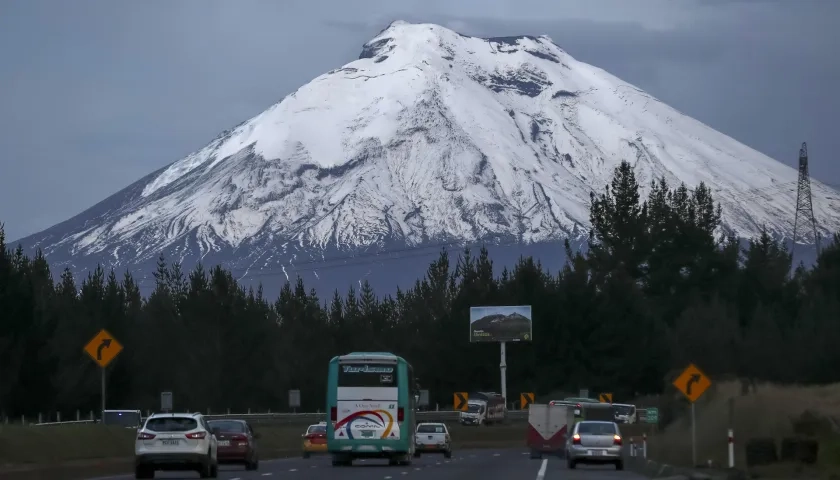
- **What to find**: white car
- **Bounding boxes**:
[134,412,219,479]
[413,422,452,458]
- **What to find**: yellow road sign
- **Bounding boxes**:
[520,392,535,409]
[673,363,711,403]
[84,329,123,368]
[599,393,613,404]
[454,392,469,411]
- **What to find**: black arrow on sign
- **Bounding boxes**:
[97,338,112,361]
[685,373,701,396]
[455,393,467,410]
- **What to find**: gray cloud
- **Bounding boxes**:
[0,0,838,241]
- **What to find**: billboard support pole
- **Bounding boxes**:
[500,341,507,408]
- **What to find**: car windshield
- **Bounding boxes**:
[614,405,635,415]
[207,420,246,433]
[577,422,617,435]
[467,404,483,413]
[145,417,197,432]
[307,425,326,434]
[417,424,445,433]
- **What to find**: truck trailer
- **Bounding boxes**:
[527,403,574,459]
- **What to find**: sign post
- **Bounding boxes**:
[288,389,301,412]
[644,407,659,424]
[673,363,712,466]
[418,389,430,408]
[161,391,173,412]
[469,305,532,407]
[83,329,123,419]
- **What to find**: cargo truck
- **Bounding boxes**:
[459,392,506,426]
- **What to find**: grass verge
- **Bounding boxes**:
[647,380,840,477]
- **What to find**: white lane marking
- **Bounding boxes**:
[536,458,548,480]
[289,468,297,471]
[261,473,273,477]
[415,467,421,470]
[231,478,241,480]
[402,472,409,475]
[385,476,392,479]
[493,453,500,457]
[436,461,441,465]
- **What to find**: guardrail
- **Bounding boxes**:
[21,410,530,426]
[32,419,96,426]
[202,410,530,424]
[19,406,658,427]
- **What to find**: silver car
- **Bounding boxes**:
[566,420,624,470]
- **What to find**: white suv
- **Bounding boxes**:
[134,412,218,479]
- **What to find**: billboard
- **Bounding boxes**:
[469,305,532,343]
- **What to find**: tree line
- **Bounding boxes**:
[1,160,838,417]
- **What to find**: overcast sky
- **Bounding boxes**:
[1,0,838,241]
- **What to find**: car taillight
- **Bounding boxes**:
[330,407,337,422]
[305,434,315,440]
[549,401,555,406]
[231,434,248,441]
[185,432,207,439]
[572,434,581,445]
[137,432,155,440]
[397,407,404,422]
[613,434,622,446]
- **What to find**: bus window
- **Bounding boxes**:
[337,363,398,387]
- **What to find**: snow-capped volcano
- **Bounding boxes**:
[16,21,840,294]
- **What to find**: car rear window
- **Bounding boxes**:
[577,422,617,435]
[417,424,445,433]
[307,425,326,434]
[145,417,198,432]
[207,420,245,433]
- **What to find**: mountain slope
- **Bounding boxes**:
[15,20,840,294]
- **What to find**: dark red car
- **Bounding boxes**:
[207,419,259,470]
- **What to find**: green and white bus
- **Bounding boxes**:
[326,352,419,466]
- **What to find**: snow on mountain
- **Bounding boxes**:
[15,20,840,294]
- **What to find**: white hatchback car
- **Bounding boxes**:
[134,412,219,478]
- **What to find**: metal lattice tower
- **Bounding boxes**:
[792,142,820,259]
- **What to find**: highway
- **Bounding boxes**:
[88,449,646,480]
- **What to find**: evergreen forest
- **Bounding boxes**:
[1,161,838,417]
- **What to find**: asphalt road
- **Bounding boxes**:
[87,449,647,480]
